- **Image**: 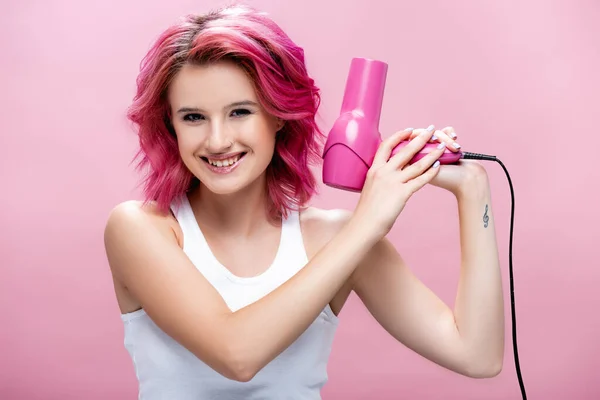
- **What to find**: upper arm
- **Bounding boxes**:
[351,238,471,376]
[300,207,357,314]
[103,201,239,380]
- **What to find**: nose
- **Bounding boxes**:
[206,120,233,154]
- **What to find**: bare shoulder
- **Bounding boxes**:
[105,199,172,227]
[299,206,354,250]
[104,200,182,250]
[103,200,185,313]
[103,199,184,284]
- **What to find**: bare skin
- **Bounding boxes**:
[109,168,502,382]
[106,60,504,383]
[111,205,354,320]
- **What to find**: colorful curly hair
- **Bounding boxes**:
[126,4,324,220]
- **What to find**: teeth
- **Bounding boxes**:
[207,154,241,167]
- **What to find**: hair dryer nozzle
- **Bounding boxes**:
[340,58,388,125]
[322,58,388,191]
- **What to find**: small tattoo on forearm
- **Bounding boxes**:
[483,204,489,228]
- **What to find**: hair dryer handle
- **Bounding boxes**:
[391,141,463,164]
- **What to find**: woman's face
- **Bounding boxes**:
[168,60,283,195]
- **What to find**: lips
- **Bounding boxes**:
[205,153,243,167]
[200,152,247,172]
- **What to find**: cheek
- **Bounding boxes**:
[251,129,277,156]
[259,119,279,146]
[174,126,203,153]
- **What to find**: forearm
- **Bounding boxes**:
[223,215,378,379]
[453,175,505,374]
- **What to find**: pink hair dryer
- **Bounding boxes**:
[322,59,530,400]
[322,57,462,192]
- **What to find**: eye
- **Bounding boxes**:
[231,108,252,118]
[183,113,204,122]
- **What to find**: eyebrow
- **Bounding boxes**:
[176,100,258,114]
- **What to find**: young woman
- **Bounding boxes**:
[104,4,504,399]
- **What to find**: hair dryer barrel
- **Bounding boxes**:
[322,58,388,192]
[340,58,388,125]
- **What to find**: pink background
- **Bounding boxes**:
[2,0,599,399]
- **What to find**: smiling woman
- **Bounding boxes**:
[103,3,504,400]
[168,62,284,194]
[125,7,323,222]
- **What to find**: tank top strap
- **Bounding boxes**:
[277,208,309,267]
[169,194,186,223]
[169,194,198,245]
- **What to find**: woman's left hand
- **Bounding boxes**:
[409,126,489,197]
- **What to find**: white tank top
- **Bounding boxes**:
[120,194,339,399]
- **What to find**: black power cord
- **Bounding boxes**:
[462,151,526,399]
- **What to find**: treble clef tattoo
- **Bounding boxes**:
[483,204,489,228]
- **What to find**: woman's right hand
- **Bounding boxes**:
[353,125,447,240]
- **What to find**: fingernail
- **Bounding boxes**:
[431,134,438,141]
[450,132,457,139]
[405,127,414,131]
[437,142,446,149]
[427,124,435,132]
[432,160,440,168]
[452,142,461,149]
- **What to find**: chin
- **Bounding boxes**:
[201,180,248,196]
[196,171,259,197]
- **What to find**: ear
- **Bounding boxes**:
[275,117,285,132]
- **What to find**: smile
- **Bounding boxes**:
[200,152,247,174]
[207,153,242,167]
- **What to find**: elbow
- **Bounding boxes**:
[224,360,257,383]
[460,338,505,379]
[219,342,260,383]
[463,358,503,379]
[211,357,256,383]
[233,371,256,383]
[228,356,259,383]
[197,316,268,382]
[200,320,262,382]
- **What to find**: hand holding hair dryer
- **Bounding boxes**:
[321,57,462,192]
[321,57,528,400]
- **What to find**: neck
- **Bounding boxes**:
[187,174,280,238]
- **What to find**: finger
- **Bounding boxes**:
[441,127,462,151]
[442,126,457,139]
[401,142,446,181]
[372,128,413,168]
[406,159,442,193]
[387,124,436,170]
[410,127,440,143]
[434,129,462,153]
